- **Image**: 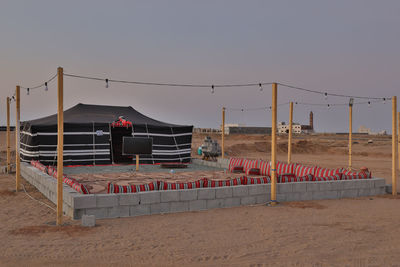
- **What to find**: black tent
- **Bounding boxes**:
[20,103,193,165]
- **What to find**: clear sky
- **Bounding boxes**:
[1,0,399,133]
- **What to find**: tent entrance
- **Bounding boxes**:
[110,126,133,164]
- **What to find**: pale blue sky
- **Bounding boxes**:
[1,0,399,132]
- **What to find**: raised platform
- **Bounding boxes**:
[20,162,386,220]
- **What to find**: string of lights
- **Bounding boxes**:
[227,102,291,112]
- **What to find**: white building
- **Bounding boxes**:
[278,122,302,134]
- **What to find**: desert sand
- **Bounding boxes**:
[1,131,400,266]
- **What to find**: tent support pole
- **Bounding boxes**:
[270,83,277,205]
[136,155,139,171]
[6,97,11,173]
[15,86,20,192]
[288,102,293,164]
[392,96,398,195]
[57,67,64,226]
[349,103,353,170]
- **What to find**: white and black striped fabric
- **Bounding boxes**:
[20,103,193,165]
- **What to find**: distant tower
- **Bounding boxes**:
[309,111,314,130]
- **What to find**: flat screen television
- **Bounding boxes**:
[122,137,153,155]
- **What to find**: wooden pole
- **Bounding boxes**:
[57,67,64,225]
[393,96,398,195]
[288,102,293,164]
[349,102,353,170]
[6,97,11,173]
[222,107,225,159]
[15,86,21,191]
[398,111,400,173]
[270,83,277,204]
[136,155,139,171]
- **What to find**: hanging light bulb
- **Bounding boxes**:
[324,92,328,100]
[211,85,214,94]
[368,101,371,107]
[327,104,330,109]
[259,83,263,92]
[45,82,48,91]
[295,102,298,105]
[383,98,386,104]
[241,108,244,112]
[105,79,109,88]
[27,88,30,95]
[269,106,272,110]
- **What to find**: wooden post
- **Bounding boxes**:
[6,97,11,173]
[348,100,353,170]
[222,107,225,159]
[57,67,64,225]
[15,86,21,191]
[287,102,293,164]
[136,155,139,171]
[398,111,400,173]
[270,83,277,204]
[392,96,398,195]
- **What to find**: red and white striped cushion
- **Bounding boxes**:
[294,165,316,177]
[314,167,341,177]
[159,180,203,190]
[296,174,314,182]
[276,161,296,175]
[228,158,244,172]
[241,176,271,185]
[278,174,297,183]
[342,170,371,179]
[313,174,341,181]
[259,161,271,176]
[243,159,259,174]
[107,182,158,193]
[203,178,242,187]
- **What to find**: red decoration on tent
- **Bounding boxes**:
[111,116,132,128]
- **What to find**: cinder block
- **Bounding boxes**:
[160,191,179,202]
[73,195,96,209]
[81,215,96,227]
[312,190,337,200]
[286,192,302,202]
[170,201,189,213]
[216,187,233,199]
[85,207,109,219]
[119,194,140,206]
[206,199,224,209]
[358,188,372,197]
[339,189,358,198]
[150,202,170,214]
[277,183,293,193]
[140,192,161,204]
[198,188,216,200]
[255,194,270,204]
[130,204,151,216]
[299,191,313,201]
[354,180,368,189]
[179,190,198,201]
[248,184,270,196]
[232,186,249,197]
[343,180,358,190]
[306,182,320,192]
[108,206,130,218]
[276,194,286,202]
[189,200,207,211]
[223,197,240,208]
[374,178,385,188]
[241,196,256,205]
[96,194,119,208]
[292,182,307,193]
[365,179,374,188]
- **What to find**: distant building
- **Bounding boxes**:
[278,111,314,134]
[358,125,387,135]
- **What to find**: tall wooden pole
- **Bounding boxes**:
[287,102,293,164]
[270,83,277,204]
[15,86,21,191]
[398,111,400,173]
[136,155,139,171]
[57,67,64,225]
[6,97,11,173]
[348,102,353,170]
[392,96,398,195]
[221,107,225,159]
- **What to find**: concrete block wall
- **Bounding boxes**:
[21,163,386,221]
[192,158,229,169]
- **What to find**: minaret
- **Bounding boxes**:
[309,111,314,130]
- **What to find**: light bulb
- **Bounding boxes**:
[368,101,371,107]
[324,92,328,100]
[211,85,214,94]
[327,104,330,109]
[27,88,30,95]
[259,83,263,92]
[45,82,48,91]
[105,79,109,88]
[383,98,386,104]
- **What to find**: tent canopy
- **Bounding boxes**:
[25,103,188,128]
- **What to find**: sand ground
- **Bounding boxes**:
[1,131,400,266]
